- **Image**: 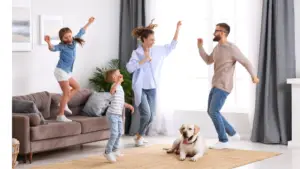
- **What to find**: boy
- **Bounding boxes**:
[104,69,134,163]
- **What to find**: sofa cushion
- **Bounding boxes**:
[68,89,92,107]
[50,89,92,117]
[30,121,81,141]
[82,92,112,117]
[69,116,109,134]
[13,91,51,119]
[12,99,48,125]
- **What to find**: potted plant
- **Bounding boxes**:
[89,59,133,105]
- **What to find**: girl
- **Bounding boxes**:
[44,17,95,122]
[126,20,182,146]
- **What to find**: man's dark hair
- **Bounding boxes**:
[216,23,230,36]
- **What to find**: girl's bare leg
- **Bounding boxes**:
[56,81,72,122]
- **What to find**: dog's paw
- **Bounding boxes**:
[190,157,198,162]
[179,156,186,161]
[166,150,173,154]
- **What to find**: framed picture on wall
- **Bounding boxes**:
[40,15,63,45]
[12,0,32,52]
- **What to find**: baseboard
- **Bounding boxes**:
[288,141,300,148]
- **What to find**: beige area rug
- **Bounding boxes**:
[31,144,281,169]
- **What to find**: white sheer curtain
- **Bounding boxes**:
[145,0,262,136]
[246,0,262,130]
[145,0,182,136]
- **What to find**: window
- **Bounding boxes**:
[146,0,260,113]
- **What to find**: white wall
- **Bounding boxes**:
[295,0,300,77]
[173,111,251,139]
[12,0,120,96]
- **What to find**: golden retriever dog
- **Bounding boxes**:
[165,124,207,162]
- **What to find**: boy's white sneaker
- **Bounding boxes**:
[104,153,116,163]
[113,150,124,157]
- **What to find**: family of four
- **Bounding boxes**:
[44,17,259,163]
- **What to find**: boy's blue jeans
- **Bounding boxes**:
[105,113,123,154]
[207,87,236,142]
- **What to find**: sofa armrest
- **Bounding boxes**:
[12,113,31,154]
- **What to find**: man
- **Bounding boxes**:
[197,23,259,149]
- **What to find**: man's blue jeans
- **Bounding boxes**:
[207,87,236,142]
[138,89,156,136]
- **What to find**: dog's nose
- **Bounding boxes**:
[183,132,187,137]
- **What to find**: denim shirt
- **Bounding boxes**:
[126,40,178,106]
[50,28,86,73]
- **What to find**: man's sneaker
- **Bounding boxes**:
[113,150,124,157]
[210,142,229,149]
[229,133,241,141]
[56,115,72,122]
[104,153,116,163]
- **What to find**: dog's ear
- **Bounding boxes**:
[194,125,200,135]
[179,125,184,134]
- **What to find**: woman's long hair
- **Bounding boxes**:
[131,19,158,42]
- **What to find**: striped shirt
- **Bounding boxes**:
[107,84,125,115]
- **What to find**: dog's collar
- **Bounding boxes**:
[183,137,198,145]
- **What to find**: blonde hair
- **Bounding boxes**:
[105,69,118,83]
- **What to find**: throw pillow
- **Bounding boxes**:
[12,99,48,125]
[27,113,41,126]
[13,91,52,119]
[82,92,112,117]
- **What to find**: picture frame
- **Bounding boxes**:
[40,15,63,45]
[12,0,32,52]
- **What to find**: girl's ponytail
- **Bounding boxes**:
[73,37,85,46]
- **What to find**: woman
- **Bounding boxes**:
[126,20,182,146]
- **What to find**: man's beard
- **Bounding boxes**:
[213,35,221,42]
